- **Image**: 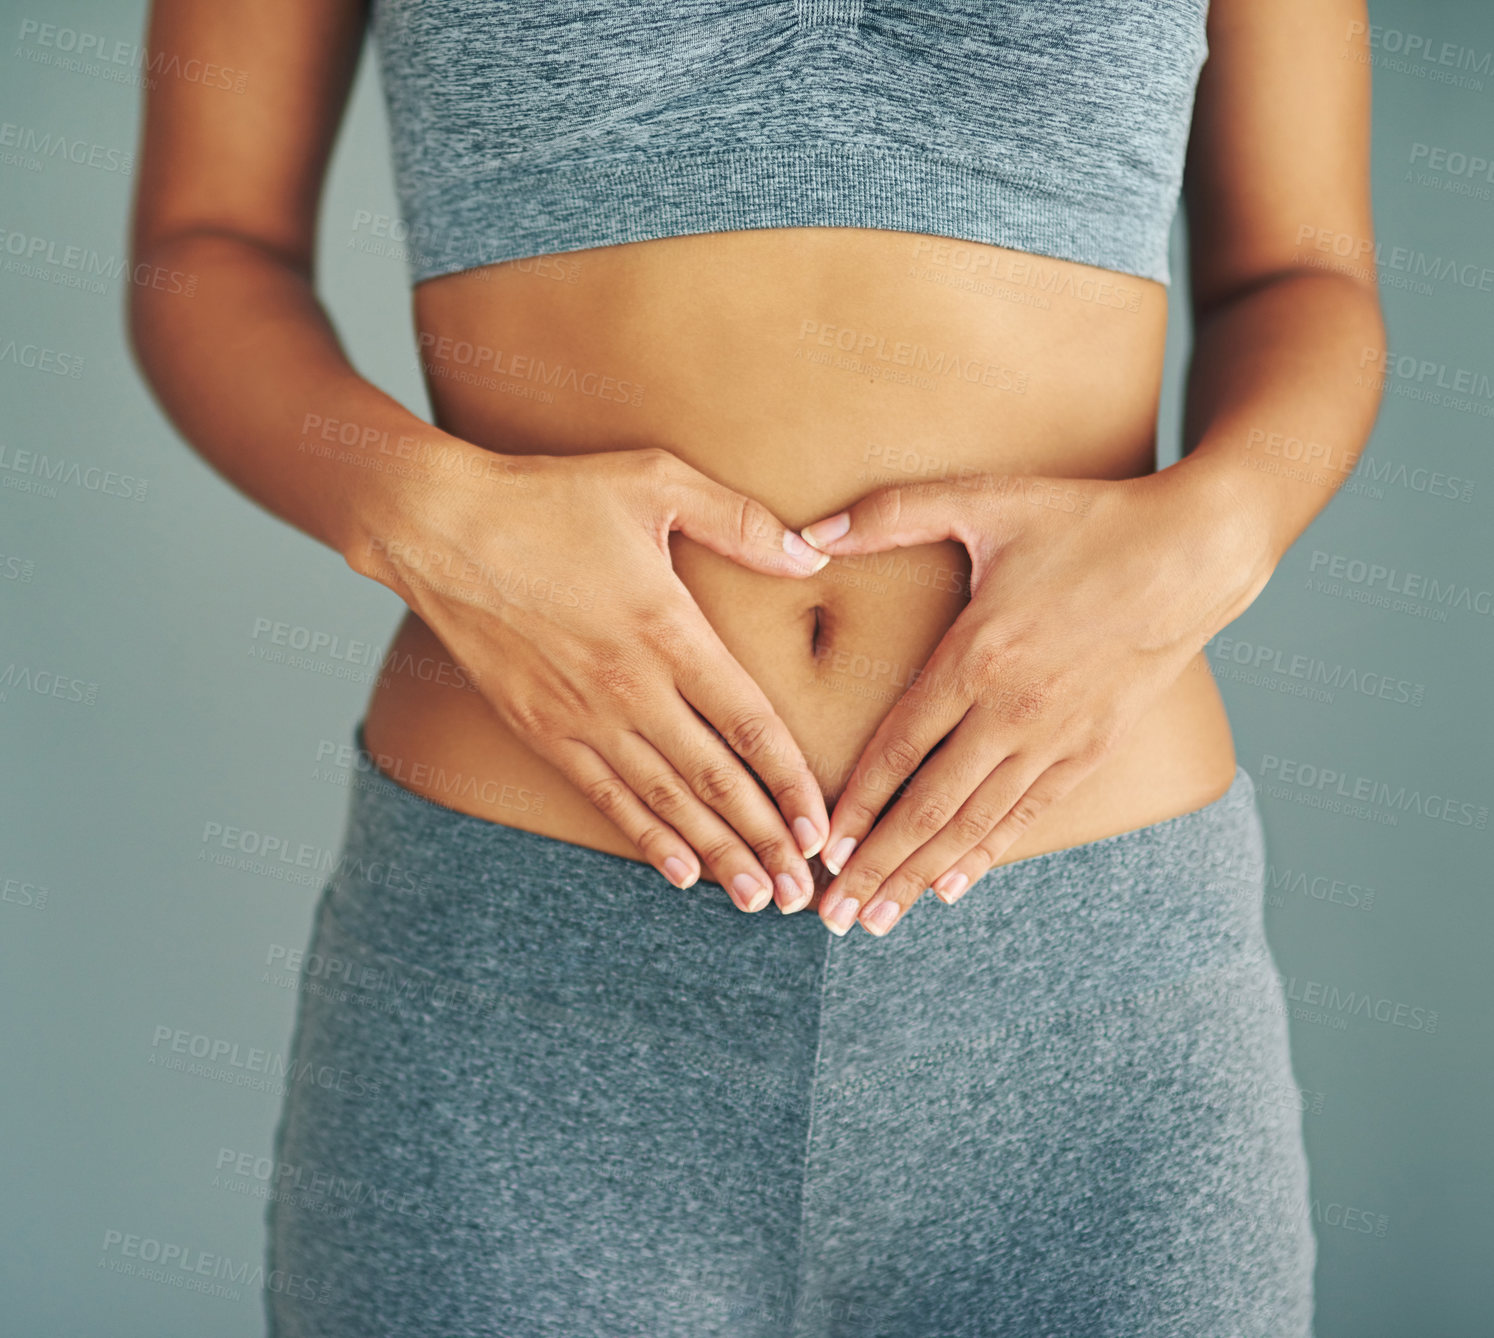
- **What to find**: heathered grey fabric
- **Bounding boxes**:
[265,724,1315,1336]
[366,0,1211,286]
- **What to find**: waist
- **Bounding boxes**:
[362,605,1239,876]
[312,724,1267,1034]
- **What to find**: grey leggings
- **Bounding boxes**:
[265,725,1316,1336]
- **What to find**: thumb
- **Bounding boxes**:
[799,482,982,556]
[667,473,830,578]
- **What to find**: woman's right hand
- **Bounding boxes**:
[348,443,831,914]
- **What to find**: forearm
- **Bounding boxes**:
[1161,268,1387,617]
[127,230,488,571]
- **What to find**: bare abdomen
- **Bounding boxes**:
[361,227,1240,871]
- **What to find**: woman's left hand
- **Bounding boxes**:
[799,466,1273,937]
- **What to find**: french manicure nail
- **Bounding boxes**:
[823,836,856,875]
[774,872,804,910]
[862,900,900,935]
[733,873,772,912]
[779,889,812,915]
[782,529,817,562]
[663,856,693,888]
[822,893,857,936]
[801,512,852,550]
[934,871,970,904]
[783,531,830,573]
[792,816,825,859]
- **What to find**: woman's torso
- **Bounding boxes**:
[360,224,1239,873]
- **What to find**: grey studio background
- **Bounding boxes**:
[2,1,1491,1334]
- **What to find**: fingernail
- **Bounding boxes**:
[782,529,815,558]
[782,530,830,573]
[792,816,825,859]
[861,899,900,935]
[733,873,772,912]
[822,893,858,936]
[779,889,812,916]
[933,871,970,904]
[663,856,694,888]
[774,872,808,913]
[800,512,851,551]
[823,836,856,876]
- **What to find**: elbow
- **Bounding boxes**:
[123,248,180,403]
[124,230,161,394]
[1193,261,1384,331]
[1344,266,1388,358]
[124,200,174,388]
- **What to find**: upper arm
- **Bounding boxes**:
[129,0,369,273]
[1182,0,1379,317]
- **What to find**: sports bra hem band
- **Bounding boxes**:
[394,144,1177,287]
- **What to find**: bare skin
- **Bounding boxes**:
[364,231,1238,900]
[129,0,1384,934]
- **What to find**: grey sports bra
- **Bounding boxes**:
[367,0,1210,286]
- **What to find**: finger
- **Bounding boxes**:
[659,457,830,579]
[818,637,974,878]
[853,754,1042,936]
[635,704,817,913]
[800,480,991,561]
[544,737,701,891]
[605,729,780,914]
[816,727,1011,936]
[670,621,831,862]
[929,759,1093,905]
